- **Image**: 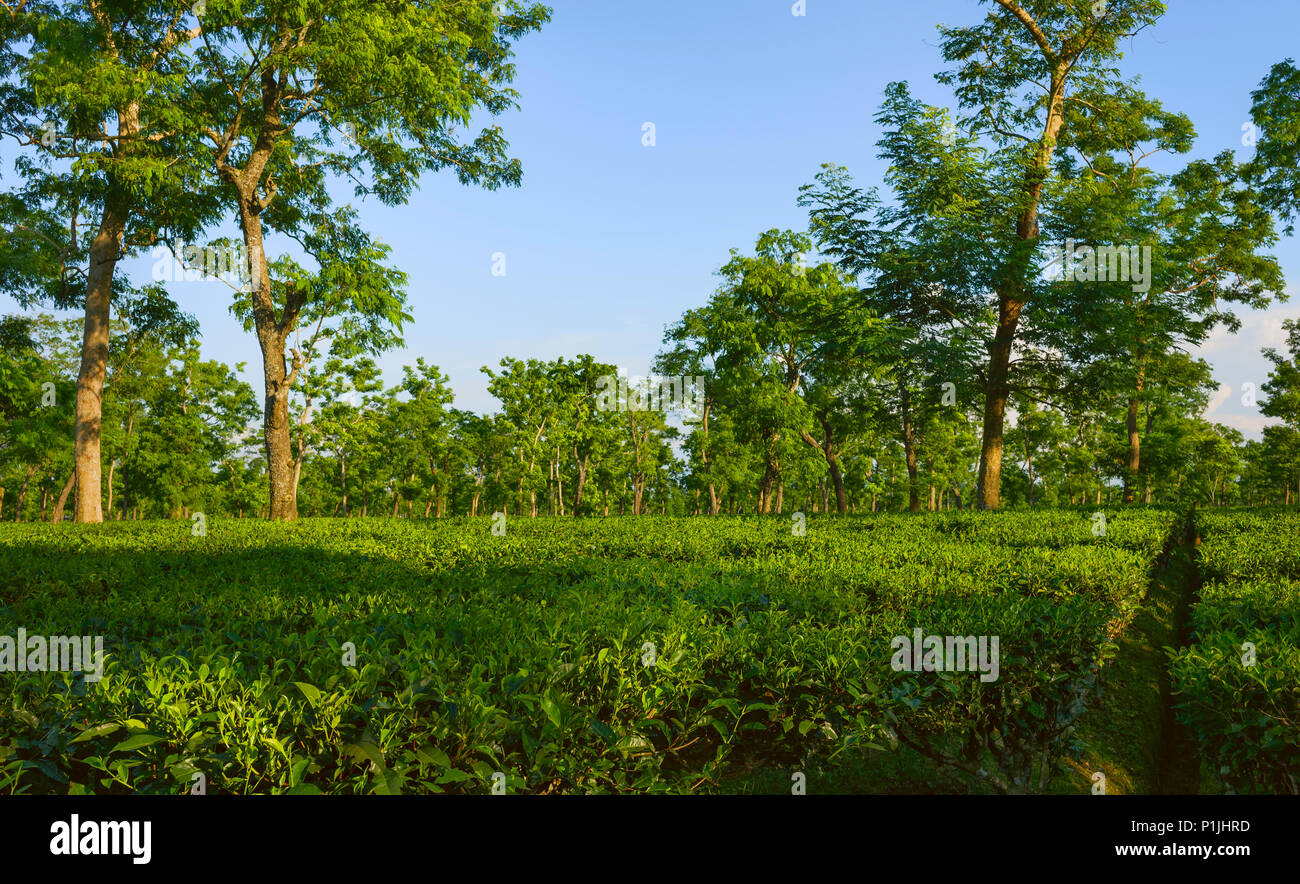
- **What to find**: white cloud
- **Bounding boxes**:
[1191,301,1297,441]
[1214,413,1276,436]
[1203,382,1233,417]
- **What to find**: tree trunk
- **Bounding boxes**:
[827,459,848,514]
[1123,398,1141,503]
[573,446,589,514]
[74,191,132,523]
[975,302,1023,511]
[757,430,778,514]
[976,58,1068,510]
[233,195,299,521]
[699,400,719,515]
[901,384,920,512]
[51,468,76,522]
[220,91,301,521]
[260,344,298,520]
[556,452,564,516]
[338,452,350,516]
[801,415,849,513]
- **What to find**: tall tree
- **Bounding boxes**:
[0,1,218,521]
[935,0,1167,508]
[186,0,550,519]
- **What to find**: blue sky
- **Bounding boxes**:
[6,0,1299,438]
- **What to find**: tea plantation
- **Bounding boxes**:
[0,509,1294,795]
[1171,511,1300,794]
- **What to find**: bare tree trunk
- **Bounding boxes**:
[232,194,300,521]
[758,460,777,514]
[339,453,349,516]
[573,445,589,514]
[556,451,564,516]
[1123,386,1143,504]
[700,401,719,515]
[51,469,76,522]
[74,191,132,523]
[975,305,1021,511]
[901,384,920,512]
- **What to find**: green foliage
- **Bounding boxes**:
[1170,510,1300,794]
[1247,58,1300,235]
[0,508,1177,794]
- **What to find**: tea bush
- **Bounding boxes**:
[1170,510,1300,794]
[0,509,1179,794]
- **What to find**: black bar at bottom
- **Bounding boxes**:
[0,794,1286,870]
